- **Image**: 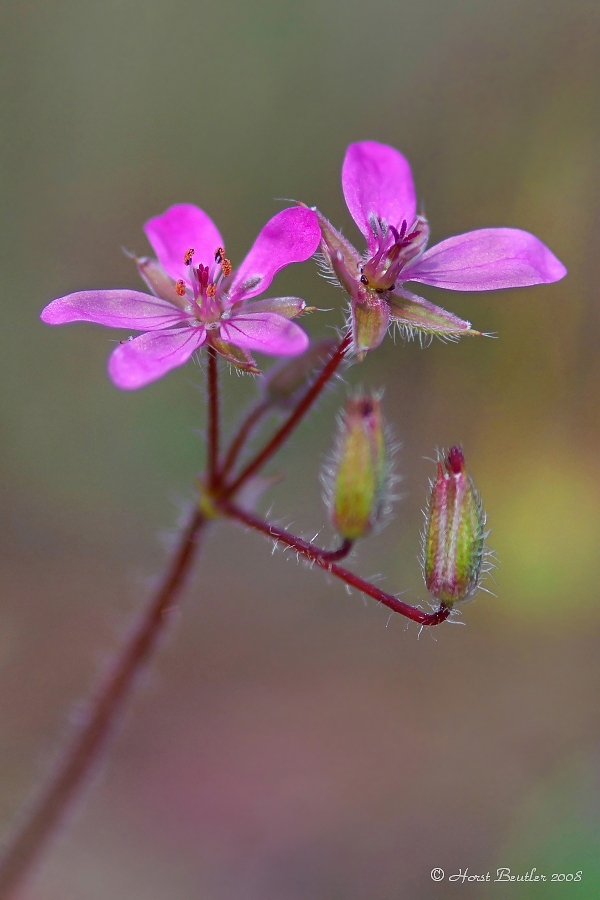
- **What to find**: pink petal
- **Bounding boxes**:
[227,208,320,305]
[41,290,188,330]
[404,228,567,291]
[342,141,417,253]
[107,326,206,390]
[220,312,309,356]
[144,204,224,283]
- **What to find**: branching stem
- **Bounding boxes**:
[221,501,451,627]
[316,537,354,562]
[0,328,440,899]
[221,332,351,498]
[218,399,270,483]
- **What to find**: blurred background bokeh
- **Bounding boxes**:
[1,0,599,897]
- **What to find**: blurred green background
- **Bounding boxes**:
[1,0,599,897]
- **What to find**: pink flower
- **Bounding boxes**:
[42,205,321,389]
[316,141,567,354]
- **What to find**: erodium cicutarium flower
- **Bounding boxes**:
[314,140,567,355]
[41,205,321,388]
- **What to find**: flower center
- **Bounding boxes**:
[360,215,429,293]
[182,246,233,325]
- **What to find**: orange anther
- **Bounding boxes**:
[214,246,225,263]
[221,258,232,277]
[206,283,217,297]
[183,248,195,265]
[175,280,186,296]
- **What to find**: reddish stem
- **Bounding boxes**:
[218,399,270,483]
[207,346,220,488]
[0,508,208,899]
[221,502,451,627]
[222,333,351,499]
[318,538,354,562]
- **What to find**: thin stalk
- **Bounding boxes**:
[317,538,353,562]
[218,399,270,483]
[221,502,451,627]
[0,508,208,899]
[222,333,351,499]
[207,347,220,487]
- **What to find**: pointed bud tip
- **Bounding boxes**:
[446,446,465,474]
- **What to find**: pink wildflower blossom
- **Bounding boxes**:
[42,205,321,388]
[316,140,567,354]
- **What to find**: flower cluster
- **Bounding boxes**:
[40,140,567,612]
[41,140,565,385]
[9,140,568,898]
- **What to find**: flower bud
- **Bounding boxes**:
[326,394,388,540]
[262,338,338,407]
[423,446,486,605]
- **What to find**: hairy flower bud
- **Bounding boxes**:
[423,446,486,605]
[326,394,388,540]
[262,338,337,407]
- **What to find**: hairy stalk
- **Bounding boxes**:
[0,324,437,897]
[0,511,208,899]
[218,399,270,482]
[316,538,354,562]
[221,502,451,626]
[207,347,220,487]
[0,351,226,896]
[222,332,351,498]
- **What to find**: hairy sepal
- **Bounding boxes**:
[209,335,260,374]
